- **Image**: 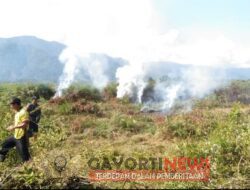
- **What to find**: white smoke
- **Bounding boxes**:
[27,0,249,111]
[53,0,157,96]
[0,0,249,110]
[55,48,82,97]
[117,61,226,112]
[55,48,127,96]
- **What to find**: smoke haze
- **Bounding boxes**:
[40,0,250,111]
[1,0,250,111]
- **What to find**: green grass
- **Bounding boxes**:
[0,82,249,189]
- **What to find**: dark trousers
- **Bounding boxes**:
[0,135,30,162]
[28,122,38,137]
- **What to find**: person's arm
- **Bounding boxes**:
[35,109,41,123]
[14,120,29,129]
[7,120,29,131]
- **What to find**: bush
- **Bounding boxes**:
[228,103,242,124]
[36,84,55,100]
[14,84,55,101]
[167,110,217,138]
[102,82,118,100]
[196,80,250,108]
[16,84,37,100]
[71,101,102,116]
[57,102,72,115]
[8,167,44,189]
[111,114,144,133]
[64,85,102,102]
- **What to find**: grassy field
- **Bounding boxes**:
[0,81,249,189]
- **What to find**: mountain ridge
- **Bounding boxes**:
[0,36,66,82]
[0,35,250,83]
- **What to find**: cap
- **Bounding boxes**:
[32,95,39,100]
[10,97,21,105]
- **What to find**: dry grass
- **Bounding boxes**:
[0,83,249,189]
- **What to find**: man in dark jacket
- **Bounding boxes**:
[0,97,30,162]
[27,96,41,138]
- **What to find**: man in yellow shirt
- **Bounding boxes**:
[0,98,30,162]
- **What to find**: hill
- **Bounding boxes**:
[0,36,65,82]
[0,36,250,85]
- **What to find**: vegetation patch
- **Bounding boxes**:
[0,81,249,189]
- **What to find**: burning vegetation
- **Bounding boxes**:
[0,80,249,189]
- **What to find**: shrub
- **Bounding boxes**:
[49,97,66,105]
[4,167,44,189]
[111,114,144,133]
[102,82,118,100]
[13,84,55,101]
[228,103,242,124]
[118,95,131,104]
[64,85,102,102]
[16,84,37,100]
[71,101,102,116]
[167,110,217,138]
[57,102,72,115]
[36,84,55,100]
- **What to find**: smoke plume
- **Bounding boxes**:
[51,0,250,111]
